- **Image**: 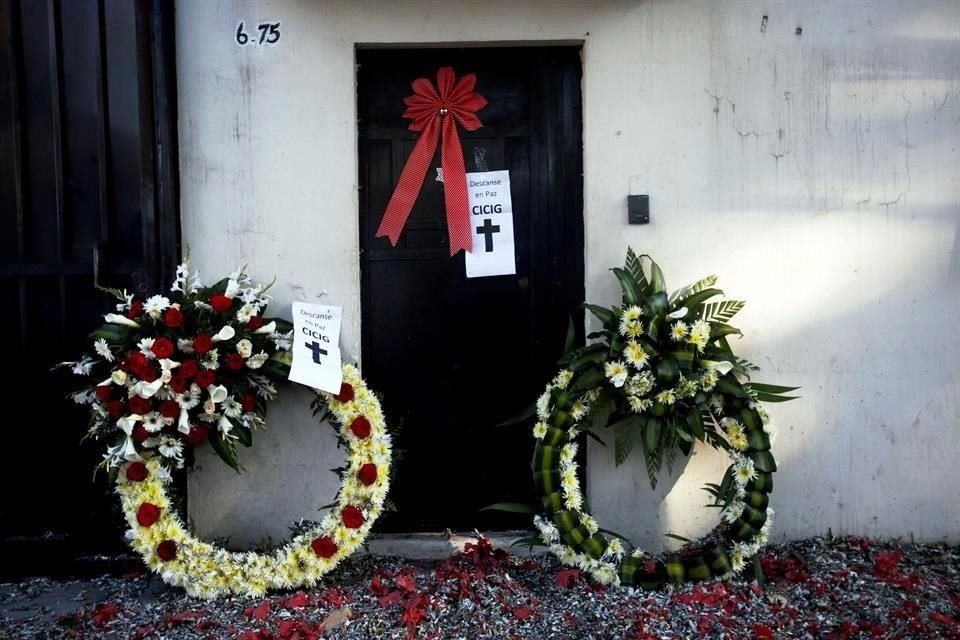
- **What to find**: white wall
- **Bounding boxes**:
[177,0,960,549]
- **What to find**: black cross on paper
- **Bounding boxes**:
[305,340,328,364]
[476,218,501,253]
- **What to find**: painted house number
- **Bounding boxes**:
[235,21,281,46]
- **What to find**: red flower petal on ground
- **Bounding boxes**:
[350,416,371,439]
[873,550,903,580]
[556,568,582,588]
[137,503,160,527]
[282,592,311,608]
[151,337,175,359]
[334,382,354,402]
[514,607,534,620]
[91,602,118,627]
[358,463,378,486]
[753,624,775,640]
[342,505,365,529]
[210,294,233,313]
[311,536,337,558]
[249,600,271,621]
[156,539,177,561]
[126,462,148,482]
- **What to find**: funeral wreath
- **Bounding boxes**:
[62,263,392,597]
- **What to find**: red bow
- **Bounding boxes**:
[375,67,487,256]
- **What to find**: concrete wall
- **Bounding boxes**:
[178,0,960,549]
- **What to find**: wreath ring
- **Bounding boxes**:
[115,364,392,599]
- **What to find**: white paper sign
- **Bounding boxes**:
[288,302,343,393]
[464,170,517,278]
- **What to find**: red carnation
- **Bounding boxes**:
[210,294,233,313]
[128,299,143,319]
[311,536,337,558]
[341,505,365,529]
[334,383,354,403]
[246,316,264,331]
[138,366,159,383]
[163,307,184,328]
[242,395,257,413]
[226,353,245,370]
[132,425,149,443]
[195,370,216,389]
[169,375,189,394]
[128,396,151,415]
[350,417,371,439]
[358,463,378,486]
[151,337,175,359]
[159,400,180,419]
[179,359,199,379]
[137,503,161,527]
[128,352,148,371]
[95,385,112,401]
[184,426,209,445]
[193,334,213,354]
[106,400,124,418]
[156,540,177,561]
[126,462,148,482]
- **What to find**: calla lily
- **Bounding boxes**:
[212,325,235,342]
[667,307,689,320]
[159,358,181,371]
[133,378,164,398]
[701,360,734,376]
[178,408,191,434]
[208,384,228,404]
[254,321,276,335]
[117,414,142,435]
[114,415,144,462]
[225,279,241,298]
[218,415,236,439]
[103,313,140,328]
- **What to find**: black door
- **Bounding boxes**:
[0,0,179,576]
[358,47,583,531]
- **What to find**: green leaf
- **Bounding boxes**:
[582,303,615,328]
[569,367,605,394]
[710,322,743,339]
[643,418,662,454]
[671,274,718,304]
[686,411,705,440]
[715,375,748,398]
[480,502,538,514]
[702,299,745,324]
[234,425,253,447]
[584,429,608,447]
[511,536,547,549]
[643,255,667,295]
[681,288,724,310]
[91,324,132,345]
[611,267,642,306]
[664,533,694,543]
[624,247,649,292]
[752,392,800,403]
[613,416,642,465]
[598,527,635,547]
[209,433,241,472]
[563,316,576,354]
[557,343,606,368]
[747,382,801,394]
[497,402,536,428]
[656,358,681,386]
[645,291,669,316]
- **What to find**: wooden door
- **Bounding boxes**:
[358,47,583,531]
[0,0,179,576]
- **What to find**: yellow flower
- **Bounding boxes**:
[623,341,649,369]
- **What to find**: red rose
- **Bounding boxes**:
[128,299,143,319]
[246,316,264,331]
[151,337,175,359]
[128,396,151,415]
[106,400,124,418]
[341,505,365,529]
[184,426,209,445]
[179,359,199,379]
[137,503,161,527]
[210,294,233,313]
[169,375,189,394]
[334,383,354,403]
[163,307,184,328]
[156,540,177,561]
[311,536,338,558]
[193,334,213,354]
[159,400,180,419]
[126,462,148,482]
[350,416,371,439]
[358,463,377,486]
[128,352,148,371]
[226,353,245,370]
[132,425,149,443]
[95,385,112,401]
[138,366,158,383]
[195,370,216,389]
[242,395,257,413]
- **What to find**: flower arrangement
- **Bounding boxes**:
[527,249,797,588]
[63,262,294,472]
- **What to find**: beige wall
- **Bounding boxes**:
[178,0,960,548]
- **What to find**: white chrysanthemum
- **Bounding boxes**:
[623,305,643,322]
[700,370,718,391]
[725,421,749,451]
[94,338,115,362]
[158,436,184,467]
[532,421,548,439]
[734,458,757,485]
[142,412,165,433]
[272,331,293,351]
[558,545,578,565]
[604,361,629,388]
[246,352,269,369]
[687,319,711,352]
[144,295,171,316]
[605,538,625,560]
[626,371,655,397]
[581,514,599,535]
[592,562,620,586]
[560,443,578,464]
[553,369,573,390]
[534,516,560,544]
[670,321,689,341]
[570,402,587,421]
[721,501,745,524]
[137,337,156,359]
[628,396,652,414]
[655,389,676,405]
[536,391,552,420]
[623,341,649,370]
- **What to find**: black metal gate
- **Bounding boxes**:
[0,0,179,576]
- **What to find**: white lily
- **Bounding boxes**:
[253,321,276,335]
[218,415,236,439]
[103,313,140,328]
[701,360,734,376]
[114,414,143,462]
[178,408,192,434]
[666,307,688,319]
[133,378,164,398]
[212,325,236,342]
[159,358,181,371]
[225,279,241,298]
[208,384,228,404]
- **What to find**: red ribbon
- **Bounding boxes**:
[375,67,487,256]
